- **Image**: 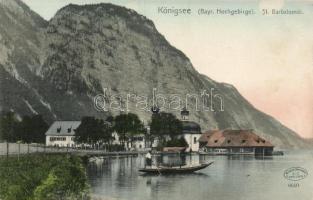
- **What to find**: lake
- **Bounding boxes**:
[87,150,313,200]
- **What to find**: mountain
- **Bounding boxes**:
[0,0,49,119]
[303,139,313,148]
[0,0,307,148]
[0,0,107,122]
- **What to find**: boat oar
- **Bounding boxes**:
[156,166,161,175]
[153,159,161,175]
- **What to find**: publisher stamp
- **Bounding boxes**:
[283,167,308,188]
[283,167,308,181]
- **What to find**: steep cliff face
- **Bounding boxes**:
[0,0,52,120]
[0,0,107,122]
[0,1,307,148]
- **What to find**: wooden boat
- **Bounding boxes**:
[138,161,214,174]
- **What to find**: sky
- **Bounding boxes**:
[22,0,313,138]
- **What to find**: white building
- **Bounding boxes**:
[45,121,81,147]
[45,120,147,150]
[147,107,202,152]
[44,116,201,151]
[180,108,202,152]
[130,134,146,150]
[113,132,146,150]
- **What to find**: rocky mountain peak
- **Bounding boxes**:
[0,0,47,77]
[56,3,156,30]
[50,3,189,60]
[49,3,157,40]
[41,3,197,94]
[0,0,47,30]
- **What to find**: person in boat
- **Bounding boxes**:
[145,151,152,167]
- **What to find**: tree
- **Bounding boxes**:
[149,112,183,142]
[75,116,113,148]
[0,112,19,142]
[165,137,188,147]
[105,115,114,123]
[17,115,48,143]
[0,112,48,143]
[101,121,115,148]
[113,113,145,148]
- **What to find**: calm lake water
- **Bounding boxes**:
[87,150,313,200]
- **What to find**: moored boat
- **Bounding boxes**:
[138,161,214,174]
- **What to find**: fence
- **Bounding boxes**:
[0,142,78,157]
[0,143,147,158]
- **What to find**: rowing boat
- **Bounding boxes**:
[138,161,214,174]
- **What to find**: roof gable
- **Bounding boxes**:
[45,121,81,136]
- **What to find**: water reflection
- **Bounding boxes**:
[87,151,313,200]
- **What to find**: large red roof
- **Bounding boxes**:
[199,130,274,147]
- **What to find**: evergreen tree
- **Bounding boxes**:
[0,112,19,142]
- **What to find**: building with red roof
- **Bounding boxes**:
[199,129,274,155]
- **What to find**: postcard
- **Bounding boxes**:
[0,0,312,200]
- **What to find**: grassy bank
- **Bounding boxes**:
[0,154,90,200]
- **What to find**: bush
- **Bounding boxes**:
[0,154,90,200]
[165,137,188,147]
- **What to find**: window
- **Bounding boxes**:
[57,127,61,133]
[214,140,218,143]
[241,140,246,143]
[135,137,143,141]
[194,137,197,144]
[49,137,66,141]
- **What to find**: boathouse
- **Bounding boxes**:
[198,129,274,155]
